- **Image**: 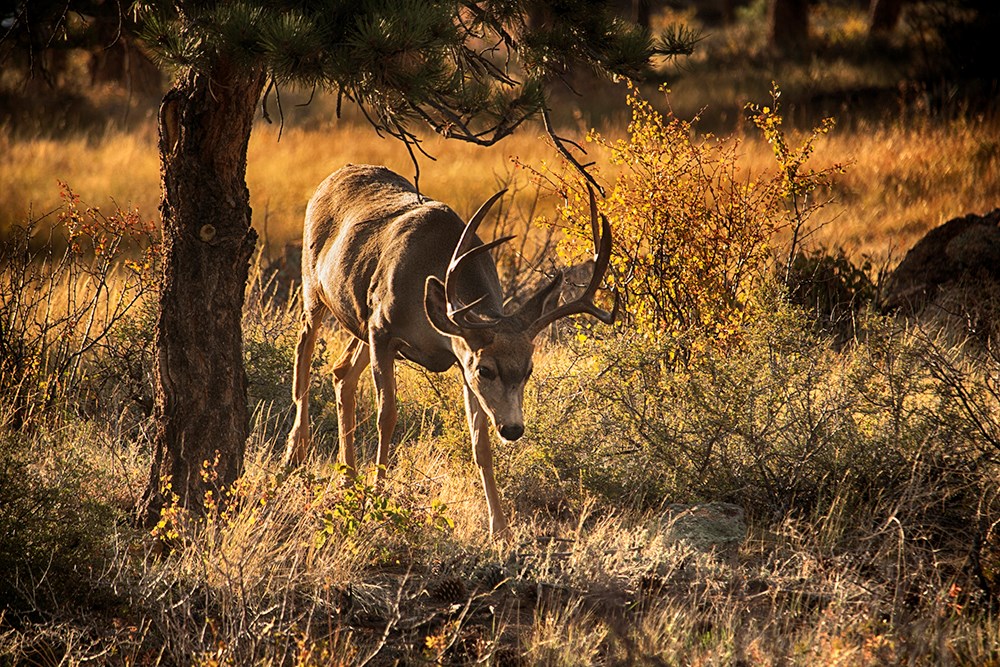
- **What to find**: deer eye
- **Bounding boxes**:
[477,365,497,381]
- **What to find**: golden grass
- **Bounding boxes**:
[4,288,999,663]
[4,11,999,659]
[0,115,560,253]
[0,128,161,229]
[245,118,560,252]
[782,116,1000,262]
[5,103,998,271]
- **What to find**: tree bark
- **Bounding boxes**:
[141,60,265,525]
[632,0,650,29]
[868,0,903,37]
[768,0,810,52]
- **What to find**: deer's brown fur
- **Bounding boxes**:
[285,164,614,536]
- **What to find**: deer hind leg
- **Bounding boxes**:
[284,307,326,466]
[333,337,370,475]
[463,383,509,538]
[368,329,399,485]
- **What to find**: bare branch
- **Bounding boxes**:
[542,106,604,196]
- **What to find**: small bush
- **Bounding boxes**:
[0,411,139,616]
[0,184,160,425]
[140,452,457,664]
[786,245,879,344]
[242,262,301,446]
[520,83,842,347]
[521,285,998,533]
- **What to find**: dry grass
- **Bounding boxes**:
[15,428,995,665]
[245,118,562,253]
[764,116,1000,262]
[0,114,560,257]
[4,4,1000,660]
[3,288,1000,663]
[5,99,999,272]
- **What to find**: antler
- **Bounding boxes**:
[526,185,618,338]
[444,189,513,329]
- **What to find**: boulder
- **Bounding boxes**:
[882,209,1000,314]
[652,502,746,561]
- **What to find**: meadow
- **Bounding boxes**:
[3,2,1000,664]
[4,85,1000,265]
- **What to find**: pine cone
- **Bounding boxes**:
[429,575,468,603]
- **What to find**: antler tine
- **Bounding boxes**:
[451,188,508,265]
[444,189,510,329]
[582,185,611,304]
[527,185,617,338]
[445,235,516,328]
[451,234,517,273]
[448,295,499,328]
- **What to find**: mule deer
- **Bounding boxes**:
[284,165,615,536]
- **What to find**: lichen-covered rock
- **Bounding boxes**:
[652,502,746,561]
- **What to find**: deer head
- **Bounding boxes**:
[423,186,617,442]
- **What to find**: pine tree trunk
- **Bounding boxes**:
[768,0,810,52]
[632,0,650,29]
[140,61,265,525]
[868,0,903,36]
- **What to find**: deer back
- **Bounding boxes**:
[303,165,504,367]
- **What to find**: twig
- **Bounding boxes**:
[542,106,604,196]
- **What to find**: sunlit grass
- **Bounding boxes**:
[4,2,1000,661]
[0,128,160,231]
[245,117,561,253]
[5,98,998,272]
[721,114,1000,263]
[3,259,999,662]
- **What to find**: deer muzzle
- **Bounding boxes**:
[499,423,525,441]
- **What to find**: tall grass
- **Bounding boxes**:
[0,114,562,257]
[4,30,1000,662]
[5,104,999,268]
[3,246,1000,662]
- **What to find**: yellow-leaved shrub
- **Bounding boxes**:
[522,83,841,347]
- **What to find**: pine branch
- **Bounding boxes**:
[131,0,698,160]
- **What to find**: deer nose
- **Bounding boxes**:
[500,423,524,441]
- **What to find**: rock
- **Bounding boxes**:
[653,502,746,560]
[881,209,1000,314]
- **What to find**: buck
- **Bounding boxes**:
[284,164,615,536]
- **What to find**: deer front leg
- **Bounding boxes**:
[284,309,325,466]
[368,330,399,485]
[333,338,370,476]
[463,383,509,538]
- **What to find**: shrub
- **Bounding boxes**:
[519,83,842,346]
[786,245,879,344]
[0,184,160,426]
[242,261,301,446]
[520,283,998,537]
[0,409,140,616]
[140,453,456,664]
[747,83,845,289]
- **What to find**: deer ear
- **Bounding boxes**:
[515,272,564,328]
[424,276,464,337]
